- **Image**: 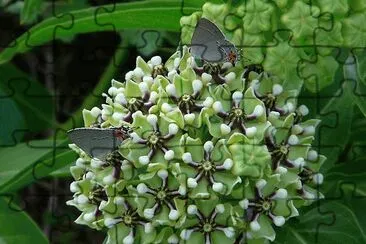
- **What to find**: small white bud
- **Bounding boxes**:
[253,105,264,117]
[256,179,267,189]
[115,93,127,105]
[222,227,235,238]
[75,158,85,168]
[292,124,304,134]
[83,212,95,222]
[251,79,260,89]
[130,132,142,143]
[168,70,177,80]
[246,127,257,138]
[212,182,224,192]
[151,56,162,66]
[99,200,108,210]
[298,105,309,116]
[222,158,233,170]
[157,169,169,179]
[187,205,197,215]
[91,158,104,168]
[123,233,134,244]
[139,82,149,94]
[293,157,305,168]
[168,123,179,135]
[220,124,231,135]
[295,179,303,190]
[180,229,193,240]
[137,183,149,194]
[85,171,95,180]
[232,91,243,103]
[275,166,288,174]
[149,91,158,102]
[132,110,143,119]
[108,87,118,97]
[139,156,150,165]
[178,185,186,195]
[101,104,113,115]
[112,112,124,121]
[250,220,261,231]
[222,62,233,70]
[201,72,212,83]
[166,83,177,97]
[125,71,133,81]
[184,113,195,124]
[212,101,224,113]
[192,79,203,93]
[204,141,214,152]
[272,84,283,96]
[103,174,115,185]
[133,67,144,78]
[239,199,249,209]
[187,178,198,188]
[144,208,155,219]
[143,76,153,85]
[288,135,299,145]
[303,125,315,135]
[77,194,89,204]
[114,196,125,205]
[90,107,101,117]
[307,150,318,161]
[182,152,193,163]
[147,114,158,127]
[169,209,179,220]
[173,57,180,68]
[286,102,295,113]
[144,222,153,233]
[273,188,288,199]
[269,111,280,119]
[161,103,173,113]
[167,234,179,244]
[164,150,175,161]
[203,96,214,107]
[225,72,236,82]
[70,182,80,193]
[215,204,225,213]
[104,218,121,228]
[273,215,285,226]
[313,173,324,185]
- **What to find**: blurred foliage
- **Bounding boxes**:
[0,0,365,243]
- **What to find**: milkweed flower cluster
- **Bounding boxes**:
[67,46,325,243]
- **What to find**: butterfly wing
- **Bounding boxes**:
[190,18,227,62]
[67,127,123,160]
[217,39,238,63]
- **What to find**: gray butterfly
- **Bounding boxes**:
[190,18,239,64]
[67,127,130,160]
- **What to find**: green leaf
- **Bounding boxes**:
[0,196,48,244]
[343,12,366,47]
[281,1,319,40]
[315,80,354,171]
[49,164,72,178]
[20,0,43,24]
[241,0,274,34]
[263,41,303,90]
[0,86,26,145]
[0,139,75,193]
[275,201,366,244]
[300,55,339,92]
[0,1,200,64]
[323,158,366,198]
[314,0,349,17]
[0,63,55,131]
